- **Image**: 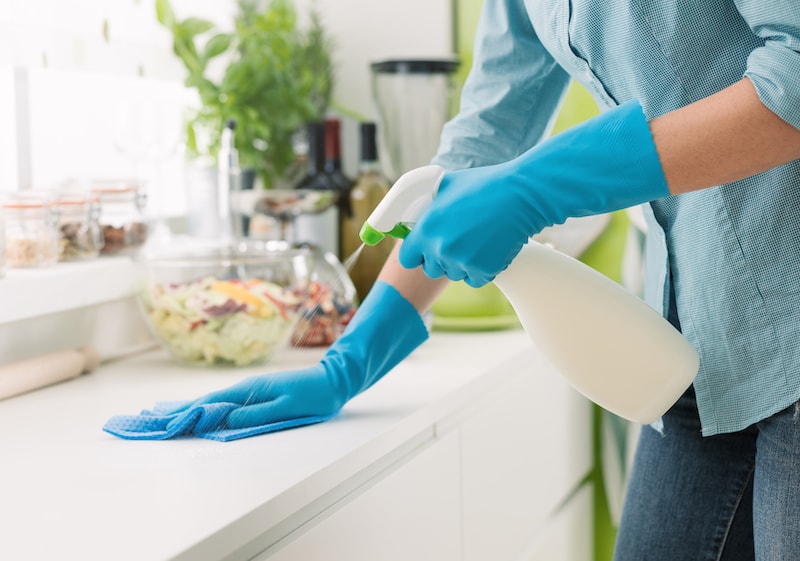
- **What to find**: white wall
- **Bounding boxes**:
[0,0,455,215]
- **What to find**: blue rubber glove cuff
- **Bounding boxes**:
[320,280,430,402]
[507,98,670,224]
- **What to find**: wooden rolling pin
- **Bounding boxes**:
[0,347,101,400]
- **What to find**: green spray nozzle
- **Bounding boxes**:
[359,222,414,246]
[359,165,445,246]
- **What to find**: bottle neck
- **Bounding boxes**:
[357,159,383,176]
[324,118,344,174]
[356,122,388,180]
[305,121,326,175]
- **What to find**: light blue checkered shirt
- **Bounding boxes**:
[434,0,800,436]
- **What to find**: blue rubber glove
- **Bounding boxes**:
[399,99,670,287]
[103,281,428,441]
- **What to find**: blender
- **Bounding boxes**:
[370,59,460,181]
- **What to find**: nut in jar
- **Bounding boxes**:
[54,192,104,261]
[0,191,60,268]
[90,180,148,256]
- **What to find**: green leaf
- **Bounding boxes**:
[155,0,175,28]
[202,33,233,61]
[172,37,203,76]
[178,17,215,37]
[185,122,198,155]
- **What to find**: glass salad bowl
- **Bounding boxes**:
[138,239,314,368]
[289,244,359,348]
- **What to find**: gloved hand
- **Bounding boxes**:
[399,99,670,287]
[103,281,428,441]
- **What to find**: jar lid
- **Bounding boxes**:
[89,179,141,194]
[0,191,55,209]
[56,192,99,205]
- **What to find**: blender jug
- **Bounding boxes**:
[370,59,460,181]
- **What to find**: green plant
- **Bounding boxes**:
[155,0,335,187]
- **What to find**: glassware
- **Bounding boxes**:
[139,239,314,367]
[290,243,358,348]
[370,59,460,181]
[339,122,392,300]
[111,96,180,247]
[292,121,340,256]
[90,180,148,256]
[54,192,104,261]
[0,203,5,278]
[1,191,60,268]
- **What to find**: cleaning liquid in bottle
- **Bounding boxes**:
[360,165,699,424]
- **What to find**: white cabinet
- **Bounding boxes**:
[460,370,591,561]
[261,432,462,561]
[525,486,593,561]
[260,362,592,561]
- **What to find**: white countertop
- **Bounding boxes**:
[0,329,548,561]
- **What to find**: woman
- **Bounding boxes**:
[107,2,800,558]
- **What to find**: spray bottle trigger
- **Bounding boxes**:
[359,222,413,246]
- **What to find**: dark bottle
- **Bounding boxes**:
[297,121,337,191]
[324,118,352,192]
[324,118,353,258]
[340,122,392,300]
[293,121,340,255]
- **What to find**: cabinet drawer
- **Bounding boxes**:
[260,432,462,561]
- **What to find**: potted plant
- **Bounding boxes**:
[155,0,335,188]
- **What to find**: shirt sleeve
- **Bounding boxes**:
[735,0,800,130]
[432,0,570,171]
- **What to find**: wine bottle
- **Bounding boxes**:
[292,121,340,255]
[324,118,353,257]
[341,122,392,300]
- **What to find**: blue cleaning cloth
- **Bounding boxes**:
[103,401,333,442]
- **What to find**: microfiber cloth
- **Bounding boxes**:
[103,401,333,442]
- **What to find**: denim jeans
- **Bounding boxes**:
[613,386,800,561]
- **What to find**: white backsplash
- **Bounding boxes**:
[0,0,455,194]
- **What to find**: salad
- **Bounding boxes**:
[142,276,303,367]
[291,280,357,347]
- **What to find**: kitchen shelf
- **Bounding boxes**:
[0,256,144,324]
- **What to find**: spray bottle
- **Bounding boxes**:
[359,165,699,424]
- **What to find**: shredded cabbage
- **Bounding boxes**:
[142,276,302,367]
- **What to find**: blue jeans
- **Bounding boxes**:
[613,386,800,561]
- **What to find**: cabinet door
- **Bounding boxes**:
[524,485,593,561]
[460,368,591,561]
[260,432,462,561]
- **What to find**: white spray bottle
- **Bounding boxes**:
[359,165,699,424]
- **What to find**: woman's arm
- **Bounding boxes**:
[652,77,800,195]
[377,242,450,314]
